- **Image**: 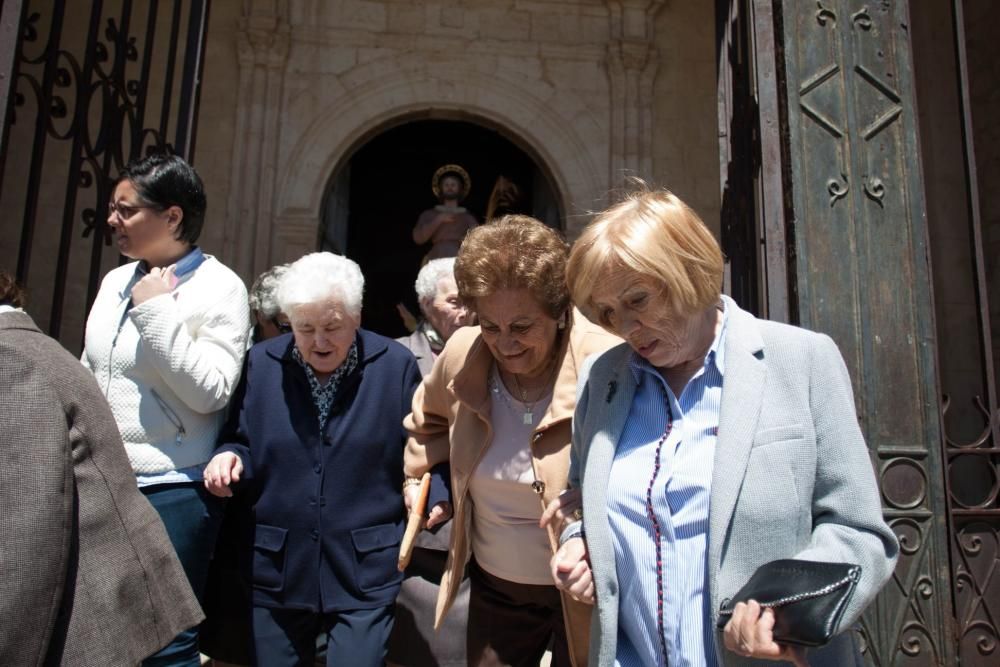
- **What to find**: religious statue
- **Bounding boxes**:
[412,164,478,262]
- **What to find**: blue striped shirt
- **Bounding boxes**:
[608,306,727,667]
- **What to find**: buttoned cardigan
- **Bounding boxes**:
[218,329,422,612]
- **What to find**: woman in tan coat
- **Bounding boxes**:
[403,215,619,667]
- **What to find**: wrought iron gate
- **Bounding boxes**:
[718,0,1000,664]
[932,1,999,664]
[0,0,209,349]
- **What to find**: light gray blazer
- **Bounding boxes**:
[572,297,898,666]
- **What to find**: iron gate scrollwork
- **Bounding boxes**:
[0,0,209,349]
[937,1,1000,664]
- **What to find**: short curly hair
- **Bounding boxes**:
[454,215,569,319]
[0,270,26,308]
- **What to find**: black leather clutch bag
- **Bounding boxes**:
[716,559,861,647]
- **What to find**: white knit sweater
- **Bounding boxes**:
[83,256,250,474]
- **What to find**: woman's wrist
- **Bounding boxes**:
[559,520,585,546]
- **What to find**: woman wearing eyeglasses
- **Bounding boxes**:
[82,153,250,667]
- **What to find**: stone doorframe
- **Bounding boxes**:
[228,60,606,280]
[222,1,666,281]
[272,80,603,268]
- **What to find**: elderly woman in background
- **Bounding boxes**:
[546,189,898,666]
[82,153,249,667]
[205,252,421,666]
[403,215,619,667]
[389,257,471,667]
[249,263,291,343]
[397,257,471,375]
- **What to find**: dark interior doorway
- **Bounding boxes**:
[321,118,562,338]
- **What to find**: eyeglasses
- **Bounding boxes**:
[273,318,292,334]
[108,201,157,219]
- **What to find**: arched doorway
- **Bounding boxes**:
[321,118,563,338]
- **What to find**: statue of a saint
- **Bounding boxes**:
[413,164,478,262]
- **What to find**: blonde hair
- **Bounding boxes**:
[567,189,723,320]
[454,214,569,319]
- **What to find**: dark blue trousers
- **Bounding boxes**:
[252,605,394,667]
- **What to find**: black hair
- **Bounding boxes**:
[118,153,207,245]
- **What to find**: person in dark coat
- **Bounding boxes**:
[389,257,471,667]
[205,252,422,667]
[0,270,204,666]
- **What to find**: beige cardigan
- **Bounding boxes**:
[404,310,619,667]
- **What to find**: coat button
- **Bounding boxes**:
[311,529,319,541]
[314,464,321,474]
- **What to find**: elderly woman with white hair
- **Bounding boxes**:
[205,252,422,666]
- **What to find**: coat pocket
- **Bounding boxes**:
[251,523,288,592]
[351,523,403,593]
[752,424,805,449]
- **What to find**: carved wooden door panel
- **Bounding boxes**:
[774,2,955,664]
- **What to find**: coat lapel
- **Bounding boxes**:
[708,302,766,594]
[581,347,636,571]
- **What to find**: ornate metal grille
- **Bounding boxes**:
[0,0,209,348]
[937,1,999,664]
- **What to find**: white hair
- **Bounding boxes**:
[277,252,364,319]
[248,263,289,318]
[415,257,457,302]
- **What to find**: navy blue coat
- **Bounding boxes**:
[217,328,421,613]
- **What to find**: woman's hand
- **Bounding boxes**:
[131,265,176,306]
[403,483,452,529]
[722,600,809,666]
[550,536,595,605]
[204,452,243,497]
[539,487,581,531]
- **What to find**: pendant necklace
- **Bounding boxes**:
[509,364,556,425]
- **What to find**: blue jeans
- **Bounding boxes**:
[141,482,225,667]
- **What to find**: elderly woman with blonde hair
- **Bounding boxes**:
[205,252,422,666]
[403,215,619,667]
[544,189,898,666]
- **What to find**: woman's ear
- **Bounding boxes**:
[166,205,184,237]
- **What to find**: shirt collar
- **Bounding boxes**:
[627,299,729,383]
[136,246,205,278]
[0,304,22,314]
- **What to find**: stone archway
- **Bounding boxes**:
[223,52,610,279]
[318,116,564,336]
